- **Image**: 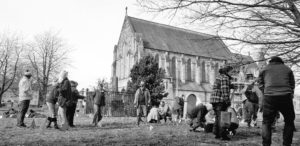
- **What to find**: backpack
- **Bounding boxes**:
[244,84,259,103]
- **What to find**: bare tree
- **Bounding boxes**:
[0,34,23,106]
[137,0,300,66]
[27,31,70,105]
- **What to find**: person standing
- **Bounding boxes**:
[134,81,151,126]
[17,70,33,128]
[210,66,234,140]
[242,81,263,127]
[172,95,184,123]
[45,79,60,129]
[92,84,106,127]
[66,81,85,127]
[57,70,72,130]
[258,56,295,146]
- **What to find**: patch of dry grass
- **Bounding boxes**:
[0,116,300,146]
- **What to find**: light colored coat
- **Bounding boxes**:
[18,76,32,101]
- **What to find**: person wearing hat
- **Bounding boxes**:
[17,70,33,127]
[45,79,60,129]
[186,102,213,132]
[258,56,295,146]
[92,83,106,127]
[134,81,151,126]
[210,65,234,140]
[66,80,85,127]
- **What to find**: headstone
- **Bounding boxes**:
[39,118,47,134]
[30,119,36,129]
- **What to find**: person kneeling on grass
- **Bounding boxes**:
[158,101,172,123]
[187,102,213,132]
[204,106,239,136]
[204,110,215,133]
[147,104,160,123]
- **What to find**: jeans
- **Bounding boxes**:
[93,104,103,125]
[66,104,77,126]
[244,100,259,124]
[136,105,147,125]
[262,94,295,146]
[17,100,30,126]
[212,102,229,138]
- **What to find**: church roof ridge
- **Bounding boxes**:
[127,16,217,39]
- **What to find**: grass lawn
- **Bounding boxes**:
[1,115,300,146]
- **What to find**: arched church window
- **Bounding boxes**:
[202,61,206,82]
[171,57,176,79]
[187,59,192,81]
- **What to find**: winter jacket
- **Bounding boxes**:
[210,74,233,104]
[134,87,150,106]
[258,62,295,96]
[241,84,263,105]
[172,96,184,111]
[93,89,106,106]
[57,78,72,107]
[18,76,33,101]
[69,88,85,106]
[187,104,208,122]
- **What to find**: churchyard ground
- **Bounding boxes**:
[1,114,300,146]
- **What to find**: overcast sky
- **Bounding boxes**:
[1,0,300,93]
[0,0,150,89]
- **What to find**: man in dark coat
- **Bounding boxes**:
[66,81,85,127]
[92,84,106,127]
[258,56,295,146]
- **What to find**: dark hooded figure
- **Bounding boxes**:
[66,81,85,127]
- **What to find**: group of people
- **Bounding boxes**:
[208,56,295,146]
[16,56,296,146]
[16,70,106,130]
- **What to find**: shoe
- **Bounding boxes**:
[52,118,59,129]
[70,125,75,128]
[46,117,52,128]
[17,124,27,128]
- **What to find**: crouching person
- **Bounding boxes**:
[45,80,60,129]
[66,81,85,127]
[204,110,215,133]
[158,101,171,123]
[147,104,160,123]
[187,103,213,132]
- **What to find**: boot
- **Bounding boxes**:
[52,118,59,129]
[46,117,52,128]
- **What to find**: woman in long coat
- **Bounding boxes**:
[57,70,72,130]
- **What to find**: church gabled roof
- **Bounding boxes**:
[127,16,232,60]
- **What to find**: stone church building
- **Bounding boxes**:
[111,16,256,117]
